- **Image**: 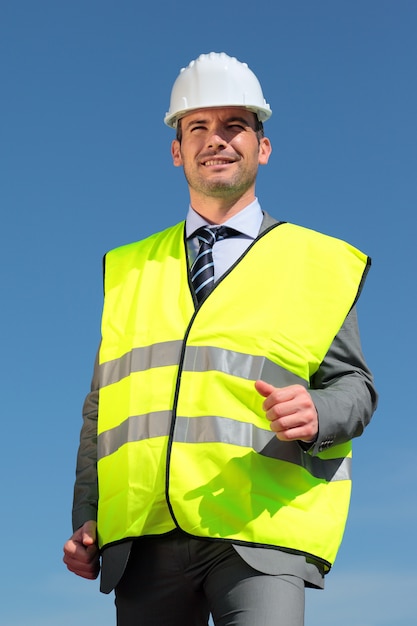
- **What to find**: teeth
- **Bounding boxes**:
[204,160,230,166]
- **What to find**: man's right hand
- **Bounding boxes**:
[63,520,100,579]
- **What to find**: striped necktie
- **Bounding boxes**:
[190,225,239,302]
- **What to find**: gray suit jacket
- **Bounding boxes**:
[72,213,377,593]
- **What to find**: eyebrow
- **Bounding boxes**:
[185,115,253,130]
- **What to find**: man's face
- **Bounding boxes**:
[171,107,271,204]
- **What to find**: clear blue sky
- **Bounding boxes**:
[1,1,416,625]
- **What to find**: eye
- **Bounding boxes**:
[228,123,246,131]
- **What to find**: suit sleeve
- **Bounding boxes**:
[72,351,100,532]
[308,306,378,455]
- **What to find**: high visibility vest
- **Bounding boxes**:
[97,221,370,571]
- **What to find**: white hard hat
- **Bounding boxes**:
[164,52,272,128]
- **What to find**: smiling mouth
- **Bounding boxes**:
[203,159,233,166]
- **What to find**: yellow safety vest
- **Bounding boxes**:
[97,221,370,571]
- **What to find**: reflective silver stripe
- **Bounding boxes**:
[100,343,307,389]
[99,340,183,387]
[183,346,307,386]
[97,410,172,460]
[174,415,350,482]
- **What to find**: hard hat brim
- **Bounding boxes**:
[164,104,272,128]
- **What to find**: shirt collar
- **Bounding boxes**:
[186,199,263,240]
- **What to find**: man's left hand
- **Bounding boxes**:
[255,380,318,443]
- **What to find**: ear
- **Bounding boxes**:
[258,137,272,166]
[171,140,183,167]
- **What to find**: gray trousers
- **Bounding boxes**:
[114,532,305,626]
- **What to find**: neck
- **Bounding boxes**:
[189,190,255,224]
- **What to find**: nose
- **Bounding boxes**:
[207,127,228,150]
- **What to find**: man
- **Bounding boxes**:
[63,52,377,626]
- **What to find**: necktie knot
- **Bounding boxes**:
[190,225,239,302]
[195,226,217,248]
[194,225,238,246]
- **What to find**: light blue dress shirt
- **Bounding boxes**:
[186,199,264,281]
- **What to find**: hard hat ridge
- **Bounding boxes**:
[164,52,272,128]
